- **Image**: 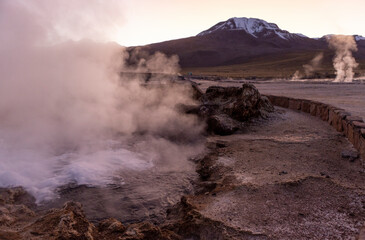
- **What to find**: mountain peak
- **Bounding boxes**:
[197,17,307,40]
[355,35,365,41]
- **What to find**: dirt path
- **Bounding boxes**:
[186,107,365,239]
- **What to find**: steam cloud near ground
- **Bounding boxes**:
[292,35,359,82]
[0,0,204,202]
[327,35,359,82]
[292,53,324,80]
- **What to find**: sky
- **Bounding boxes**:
[112,0,365,46]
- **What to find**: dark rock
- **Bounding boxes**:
[196,154,216,181]
[122,222,179,240]
[164,196,259,240]
[310,102,318,116]
[215,140,228,148]
[184,83,273,136]
[320,172,330,178]
[0,187,36,208]
[341,150,359,162]
[0,188,181,240]
[176,104,200,115]
[346,116,363,123]
[338,111,351,120]
[206,114,241,135]
[203,84,273,121]
[22,201,96,239]
[198,104,218,118]
[258,96,274,118]
[301,100,311,113]
[190,81,204,101]
[353,121,365,129]
[195,182,217,194]
[98,218,126,233]
[288,99,301,110]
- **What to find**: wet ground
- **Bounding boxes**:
[39,164,197,225]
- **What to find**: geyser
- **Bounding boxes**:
[0,0,204,202]
[327,35,359,82]
[292,52,324,80]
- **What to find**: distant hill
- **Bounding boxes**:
[129,17,365,78]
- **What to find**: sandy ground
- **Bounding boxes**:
[194,80,365,120]
[190,107,365,239]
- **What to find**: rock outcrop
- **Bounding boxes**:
[0,188,179,240]
[187,83,274,135]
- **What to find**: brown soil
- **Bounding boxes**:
[1,87,364,239]
[175,107,365,239]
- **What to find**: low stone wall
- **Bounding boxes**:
[265,95,365,160]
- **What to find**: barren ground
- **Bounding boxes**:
[194,80,365,119]
[1,80,364,239]
[189,107,365,239]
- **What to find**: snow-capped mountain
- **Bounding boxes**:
[355,35,365,41]
[133,16,365,69]
[197,17,307,41]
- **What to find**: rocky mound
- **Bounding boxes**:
[187,83,274,135]
[0,84,275,240]
[0,188,179,240]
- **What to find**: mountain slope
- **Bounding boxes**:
[130,17,365,77]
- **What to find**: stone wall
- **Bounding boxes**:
[265,95,365,161]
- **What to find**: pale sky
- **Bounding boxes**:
[112,0,365,46]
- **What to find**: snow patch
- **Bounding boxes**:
[197,17,307,41]
[355,35,365,41]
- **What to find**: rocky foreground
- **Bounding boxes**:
[1,84,365,239]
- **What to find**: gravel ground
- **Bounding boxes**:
[191,107,365,239]
[194,79,365,120]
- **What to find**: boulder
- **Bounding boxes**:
[206,114,241,135]
[203,84,272,122]
[24,201,96,239]
[184,83,274,135]
[190,81,204,101]
[0,189,180,240]
[341,150,359,162]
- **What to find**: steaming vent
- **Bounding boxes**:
[0,0,204,205]
[327,35,359,82]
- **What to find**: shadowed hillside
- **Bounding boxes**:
[129,17,365,79]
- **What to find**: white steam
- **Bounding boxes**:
[327,35,359,82]
[303,52,324,77]
[0,0,204,202]
[292,53,323,80]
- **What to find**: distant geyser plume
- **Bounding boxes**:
[327,35,359,82]
[292,52,323,80]
[0,0,204,202]
[303,52,324,77]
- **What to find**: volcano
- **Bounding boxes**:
[131,17,365,77]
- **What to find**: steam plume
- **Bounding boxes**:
[327,35,359,82]
[303,52,323,77]
[291,53,323,80]
[0,0,204,201]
